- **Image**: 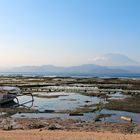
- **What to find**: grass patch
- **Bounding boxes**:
[58,104,99,114]
[105,96,140,113]
[0,107,39,114]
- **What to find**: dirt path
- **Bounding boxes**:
[0,130,140,140]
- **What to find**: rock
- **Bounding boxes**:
[94,118,101,122]
[75,123,83,127]
[69,113,84,116]
[85,100,91,103]
[44,110,55,113]
[48,123,63,130]
[1,118,23,130]
[3,124,13,130]
[12,124,23,130]
[20,115,26,117]
[28,124,45,129]
[133,125,140,133]
[1,119,12,130]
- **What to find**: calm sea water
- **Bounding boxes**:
[0,72,140,78]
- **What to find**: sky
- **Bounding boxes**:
[0,0,140,67]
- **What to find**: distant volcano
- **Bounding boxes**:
[90,53,139,66]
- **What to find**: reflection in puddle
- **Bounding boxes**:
[32,92,69,98]
[108,92,128,100]
[15,92,102,112]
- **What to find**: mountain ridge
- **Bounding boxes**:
[1,64,136,74]
[1,54,140,76]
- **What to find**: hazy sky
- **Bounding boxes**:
[0,0,140,67]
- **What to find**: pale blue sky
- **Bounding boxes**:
[0,0,140,66]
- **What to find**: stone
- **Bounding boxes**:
[48,123,63,130]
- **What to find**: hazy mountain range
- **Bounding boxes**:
[1,54,140,76]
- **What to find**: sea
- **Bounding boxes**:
[0,72,140,79]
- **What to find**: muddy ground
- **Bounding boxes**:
[0,117,140,134]
[0,76,140,90]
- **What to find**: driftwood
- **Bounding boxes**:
[121,116,132,122]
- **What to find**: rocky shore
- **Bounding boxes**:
[0,117,140,134]
[0,76,140,140]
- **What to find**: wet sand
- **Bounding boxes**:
[0,130,140,140]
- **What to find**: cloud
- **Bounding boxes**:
[92,56,109,61]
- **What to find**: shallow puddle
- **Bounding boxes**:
[15,92,102,112]
[8,92,140,123]
[12,109,140,123]
[0,89,139,124]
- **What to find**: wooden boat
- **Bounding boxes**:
[0,86,34,107]
[0,87,21,105]
[0,94,17,104]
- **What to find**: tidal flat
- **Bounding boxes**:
[0,76,140,133]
